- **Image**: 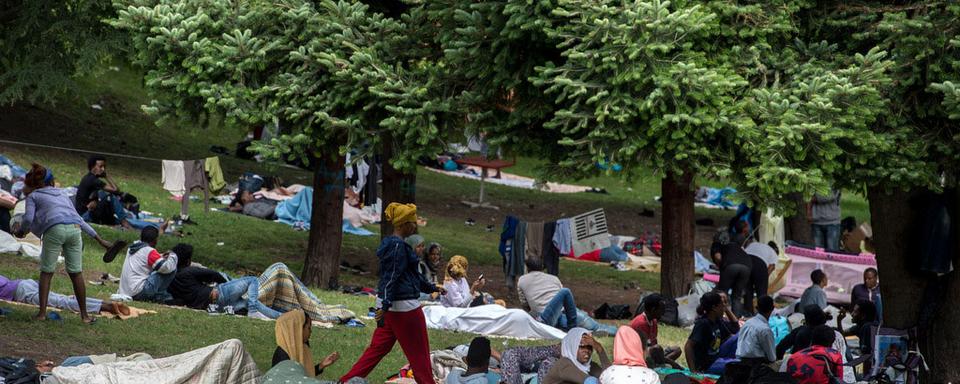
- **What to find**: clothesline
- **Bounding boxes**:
[0,138,307,171]
[0,139,166,162]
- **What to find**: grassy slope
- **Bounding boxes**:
[0,67,663,377]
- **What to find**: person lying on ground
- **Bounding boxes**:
[17,163,113,323]
[543,328,610,384]
[799,269,829,311]
[167,244,353,321]
[517,259,618,336]
[629,293,681,368]
[684,292,740,374]
[598,326,660,384]
[0,274,129,316]
[228,189,279,220]
[273,309,365,383]
[442,255,501,308]
[850,268,881,318]
[499,344,561,384]
[786,325,844,384]
[446,337,500,384]
[117,226,178,303]
[340,203,445,384]
[736,296,776,367]
[776,305,828,360]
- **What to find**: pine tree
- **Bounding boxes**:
[112,0,447,288]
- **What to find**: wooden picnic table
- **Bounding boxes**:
[455,156,515,210]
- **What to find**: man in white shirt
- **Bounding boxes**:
[517,260,617,335]
[117,226,178,303]
[736,296,776,366]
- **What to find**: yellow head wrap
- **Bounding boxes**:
[446,255,469,282]
[275,310,315,376]
[385,203,418,227]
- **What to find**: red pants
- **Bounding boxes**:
[340,307,436,384]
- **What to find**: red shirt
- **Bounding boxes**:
[630,312,658,345]
[786,345,843,384]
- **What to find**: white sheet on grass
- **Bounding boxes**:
[47,339,260,384]
[0,228,46,260]
[422,304,566,340]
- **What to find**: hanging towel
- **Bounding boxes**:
[553,218,573,256]
[204,156,226,193]
[180,159,210,217]
[525,222,544,271]
[161,160,186,195]
[543,221,560,275]
[508,221,527,280]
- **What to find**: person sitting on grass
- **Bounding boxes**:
[598,326,660,384]
[0,274,129,316]
[446,337,499,384]
[799,269,829,311]
[117,226,178,303]
[167,243,354,321]
[76,155,161,231]
[17,163,114,323]
[838,300,879,357]
[850,268,881,318]
[543,328,610,384]
[272,310,364,383]
[629,293,681,368]
[442,255,500,308]
[417,242,443,301]
[776,305,828,360]
[735,296,776,367]
[786,325,844,384]
[683,292,740,374]
[517,259,618,336]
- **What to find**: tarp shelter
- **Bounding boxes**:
[777,245,876,305]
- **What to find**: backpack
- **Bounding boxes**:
[89,194,118,225]
[659,297,681,326]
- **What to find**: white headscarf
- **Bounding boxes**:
[561,327,592,374]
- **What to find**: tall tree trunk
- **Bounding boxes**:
[301,153,346,289]
[783,192,812,244]
[868,186,960,381]
[661,171,696,298]
[380,139,417,239]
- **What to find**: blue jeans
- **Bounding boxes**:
[133,271,176,303]
[60,356,94,367]
[216,276,282,318]
[573,309,619,336]
[536,288,578,331]
[812,224,841,251]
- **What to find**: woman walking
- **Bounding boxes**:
[340,203,445,384]
[17,164,113,323]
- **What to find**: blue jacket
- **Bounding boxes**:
[23,187,97,238]
[377,235,437,310]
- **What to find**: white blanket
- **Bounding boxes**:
[48,339,260,384]
[0,228,45,260]
[422,304,566,340]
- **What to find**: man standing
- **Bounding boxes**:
[735,296,776,366]
[810,189,841,250]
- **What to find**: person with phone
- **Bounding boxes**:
[340,203,446,384]
[442,256,501,308]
